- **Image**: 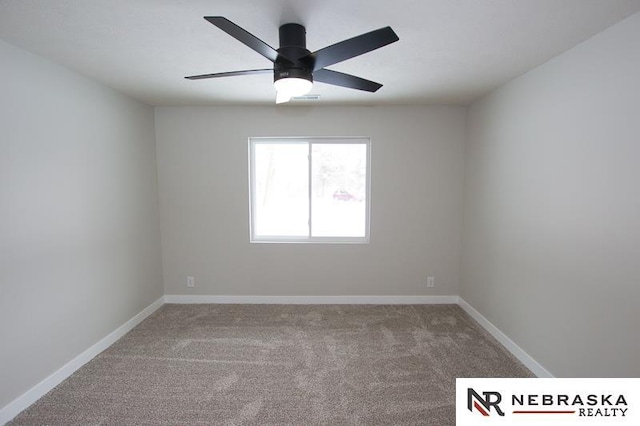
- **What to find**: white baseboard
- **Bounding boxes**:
[164,294,459,305]
[458,297,553,378]
[0,296,165,425]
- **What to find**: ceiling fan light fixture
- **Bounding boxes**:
[274,77,313,104]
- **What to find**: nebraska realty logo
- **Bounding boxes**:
[456,378,639,425]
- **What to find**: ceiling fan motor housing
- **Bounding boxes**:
[274,23,313,84]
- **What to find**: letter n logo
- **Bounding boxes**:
[467,388,505,416]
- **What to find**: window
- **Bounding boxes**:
[249,137,370,243]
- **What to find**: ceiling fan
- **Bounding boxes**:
[185,17,399,104]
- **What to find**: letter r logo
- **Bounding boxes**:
[467,388,505,416]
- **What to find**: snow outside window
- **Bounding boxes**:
[249,137,370,243]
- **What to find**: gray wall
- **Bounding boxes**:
[461,13,640,377]
[0,40,164,407]
[155,106,465,297]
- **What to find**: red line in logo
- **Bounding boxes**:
[473,401,489,416]
[513,410,576,414]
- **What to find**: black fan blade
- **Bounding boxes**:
[185,69,272,80]
[204,16,279,63]
[311,27,398,71]
[313,69,383,92]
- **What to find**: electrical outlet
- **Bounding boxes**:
[186,276,195,288]
[427,276,435,288]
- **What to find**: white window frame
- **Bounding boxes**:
[249,136,371,244]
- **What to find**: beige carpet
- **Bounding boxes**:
[10,304,533,425]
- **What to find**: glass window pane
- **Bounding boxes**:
[311,143,367,237]
[254,143,309,237]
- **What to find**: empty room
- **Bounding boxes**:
[1,0,639,424]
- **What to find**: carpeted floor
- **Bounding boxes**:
[10,304,533,425]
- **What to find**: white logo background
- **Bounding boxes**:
[456,378,640,425]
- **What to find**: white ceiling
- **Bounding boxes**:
[1,0,639,106]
